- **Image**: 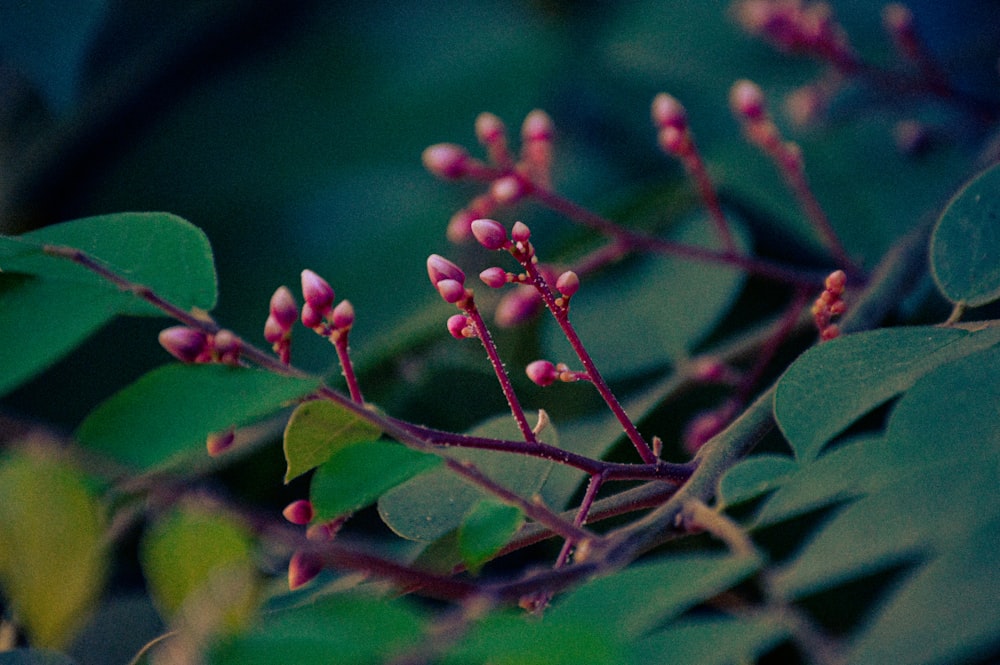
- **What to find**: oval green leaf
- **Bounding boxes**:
[931,163,1000,306]
[283,400,383,483]
[458,500,524,574]
[77,364,320,470]
[716,454,797,510]
[0,448,107,649]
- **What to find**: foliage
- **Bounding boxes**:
[1,2,999,664]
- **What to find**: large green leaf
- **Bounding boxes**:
[457,499,524,574]
[282,399,382,483]
[140,503,259,630]
[309,440,441,522]
[77,364,320,470]
[931,163,1000,307]
[0,448,107,649]
[377,413,556,542]
[0,213,217,397]
[543,214,746,378]
[208,592,426,665]
[774,325,1000,461]
[627,615,788,665]
[716,453,798,510]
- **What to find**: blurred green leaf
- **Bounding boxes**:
[627,615,788,665]
[931,162,1000,306]
[0,213,217,397]
[0,448,106,649]
[208,591,425,665]
[544,215,747,378]
[140,503,259,630]
[282,399,382,483]
[377,413,555,542]
[458,500,524,574]
[716,453,797,509]
[77,364,319,470]
[310,440,440,522]
[774,325,1000,461]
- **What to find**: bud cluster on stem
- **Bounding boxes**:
[158,326,242,365]
[813,269,847,340]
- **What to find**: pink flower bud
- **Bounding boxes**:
[479,266,509,288]
[331,300,355,329]
[526,360,559,387]
[436,278,466,303]
[301,302,323,330]
[426,254,466,286]
[657,126,687,155]
[264,314,285,344]
[212,329,241,364]
[511,221,531,243]
[471,218,509,250]
[730,80,767,121]
[269,286,298,329]
[282,499,315,525]
[159,326,210,363]
[555,271,580,298]
[301,270,335,314]
[422,143,469,180]
[495,287,542,327]
[288,550,322,590]
[820,324,841,341]
[824,269,847,294]
[521,109,554,141]
[447,313,471,339]
[206,428,236,457]
[651,93,687,131]
[475,112,507,145]
[490,175,527,204]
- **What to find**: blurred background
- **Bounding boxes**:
[3,0,999,431]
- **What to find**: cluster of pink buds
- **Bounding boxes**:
[281,498,347,590]
[812,269,847,340]
[422,110,555,242]
[158,326,242,365]
[733,0,858,73]
[300,270,354,335]
[730,80,802,174]
[263,286,298,364]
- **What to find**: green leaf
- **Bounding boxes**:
[140,502,259,630]
[543,214,747,378]
[377,413,555,542]
[0,213,217,397]
[458,500,524,574]
[310,440,441,522]
[547,552,763,639]
[208,592,425,665]
[283,399,382,483]
[716,453,797,509]
[0,448,107,649]
[931,163,1000,306]
[77,364,320,470]
[627,615,788,665]
[774,325,1000,461]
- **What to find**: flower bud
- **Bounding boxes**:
[521,109,554,142]
[490,175,527,204]
[212,329,241,364]
[422,143,469,180]
[555,271,580,298]
[331,300,355,329]
[511,221,531,243]
[269,286,298,329]
[526,360,559,387]
[730,80,767,121]
[282,499,314,525]
[436,278,466,303]
[301,302,323,330]
[471,218,509,250]
[426,254,466,286]
[301,270,335,314]
[824,269,847,294]
[206,428,236,457]
[651,93,687,131]
[476,112,506,143]
[159,326,210,363]
[288,550,322,590]
[264,315,285,344]
[479,267,509,289]
[447,313,471,339]
[657,126,687,155]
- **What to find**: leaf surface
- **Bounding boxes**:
[283,399,382,483]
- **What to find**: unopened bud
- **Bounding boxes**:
[264,315,285,344]
[212,329,241,364]
[301,270,335,314]
[479,266,509,288]
[288,550,322,590]
[471,218,509,250]
[511,221,531,243]
[436,278,466,304]
[422,143,470,180]
[555,271,580,298]
[447,313,471,339]
[475,112,506,144]
[824,269,847,294]
[269,286,298,330]
[526,359,559,387]
[301,302,323,330]
[657,126,688,155]
[730,80,767,121]
[490,175,527,204]
[331,300,355,329]
[651,93,687,131]
[426,254,466,286]
[206,428,236,457]
[521,109,554,142]
[282,499,315,525]
[159,326,210,363]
